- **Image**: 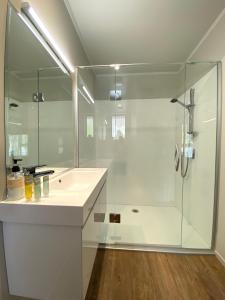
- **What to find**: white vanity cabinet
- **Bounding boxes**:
[0,168,107,300]
[82,183,106,296]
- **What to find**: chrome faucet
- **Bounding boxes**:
[23,165,54,177]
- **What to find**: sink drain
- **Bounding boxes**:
[132,209,139,213]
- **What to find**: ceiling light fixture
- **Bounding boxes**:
[20,2,74,74]
[82,86,95,104]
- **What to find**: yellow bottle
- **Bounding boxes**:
[24,174,33,201]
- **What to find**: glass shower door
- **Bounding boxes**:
[181,62,218,249]
[78,64,186,247]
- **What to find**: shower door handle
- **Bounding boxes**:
[174,144,180,172]
[174,144,178,159]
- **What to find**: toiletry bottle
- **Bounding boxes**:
[7,159,25,201]
[24,170,33,202]
[33,176,41,201]
[43,175,49,197]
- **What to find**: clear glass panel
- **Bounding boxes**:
[181,63,218,249]
[78,70,96,167]
[78,64,186,246]
[38,68,74,168]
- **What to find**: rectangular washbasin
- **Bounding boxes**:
[0,168,108,227]
[50,169,101,192]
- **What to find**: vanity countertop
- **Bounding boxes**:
[0,168,107,227]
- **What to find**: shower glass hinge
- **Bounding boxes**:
[33,92,45,102]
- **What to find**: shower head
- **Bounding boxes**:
[170,98,188,109]
[9,103,19,108]
[170,89,195,137]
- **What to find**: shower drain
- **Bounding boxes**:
[132,209,139,213]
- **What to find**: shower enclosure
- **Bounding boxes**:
[76,62,220,250]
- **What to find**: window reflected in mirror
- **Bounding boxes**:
[112,115,125,140]
[86,116,94,138]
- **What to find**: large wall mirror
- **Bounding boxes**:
[5,3,74,170]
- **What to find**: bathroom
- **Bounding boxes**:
[0,0,225,299]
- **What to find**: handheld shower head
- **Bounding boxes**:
[9,103,19,108]
[170,98,188,109]
[170,88,195,135]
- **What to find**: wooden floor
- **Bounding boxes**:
[86,249,225,300]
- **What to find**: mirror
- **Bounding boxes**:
[5,3,74,169]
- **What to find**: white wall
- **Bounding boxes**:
[78,93,96,168]
[6,98,38,167]
[94,71,183,100]
[39,101,75,167]
[95,99,176,206]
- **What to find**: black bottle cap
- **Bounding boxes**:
[12,165,20,172]
[12,158,22,173]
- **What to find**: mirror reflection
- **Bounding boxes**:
[5,4,74,169]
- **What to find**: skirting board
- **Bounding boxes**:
[215,251,225,268]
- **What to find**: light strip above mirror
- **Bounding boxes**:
[78,88,91,105]
[17,13,69,74]
[19,2,74,74]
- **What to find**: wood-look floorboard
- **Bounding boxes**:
[86,249,225,300]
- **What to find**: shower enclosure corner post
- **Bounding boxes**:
[72,67,79,168]
[211,61,222,250]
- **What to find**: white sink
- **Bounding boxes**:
[50,170,100,192]
[0,168,108,226]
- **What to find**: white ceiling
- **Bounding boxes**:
[65,0,225,65]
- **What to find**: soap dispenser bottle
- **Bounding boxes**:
[24,169,33,202]
[7,158,25,201]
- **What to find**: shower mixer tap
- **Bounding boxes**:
[171,88,195,177]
